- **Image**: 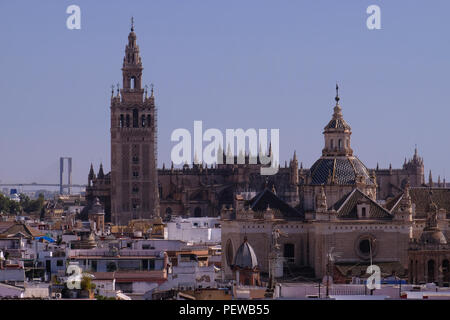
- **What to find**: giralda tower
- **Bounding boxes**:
[110,20,159,225]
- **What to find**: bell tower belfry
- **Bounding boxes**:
[121,18,144,103]
[110,19,160,225]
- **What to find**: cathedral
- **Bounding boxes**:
[85,24,450,282]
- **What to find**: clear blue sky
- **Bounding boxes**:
[1,1,450,184]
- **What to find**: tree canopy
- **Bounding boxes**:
[0,193,45,214]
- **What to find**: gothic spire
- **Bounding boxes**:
[88,163,95,180]
[98,163,105,179]
[194,151,199,165]
[217,144,224,164]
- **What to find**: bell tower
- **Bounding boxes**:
[121,18,144,103]
[110,19,160,225]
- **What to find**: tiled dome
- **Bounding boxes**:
[309,156,374,185]
[233,237,258,269]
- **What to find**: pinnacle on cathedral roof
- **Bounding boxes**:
[98,163,105,179]
[88,163,95,180]
[333,82,343,117]
[335,83,340,104]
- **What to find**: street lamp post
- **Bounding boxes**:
[326,259,330,298]
[369,238,377,295]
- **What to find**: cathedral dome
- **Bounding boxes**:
[309,156,374,185]
[310,85,374,186]
[90,198,105,215]
[419,228,447,245]
[233,237,258,269]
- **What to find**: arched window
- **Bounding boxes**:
[338,139,342,149]
[132,109,139,128]
[125,115,130,127]
[147,115,151,128]
[194,207,202,217]
[330,139,334,149]
[361,207,366,217]
[141,115,146,127]
[130,77,136,89]
[119,114,124,128]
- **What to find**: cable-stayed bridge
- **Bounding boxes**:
[0,157,86,194]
